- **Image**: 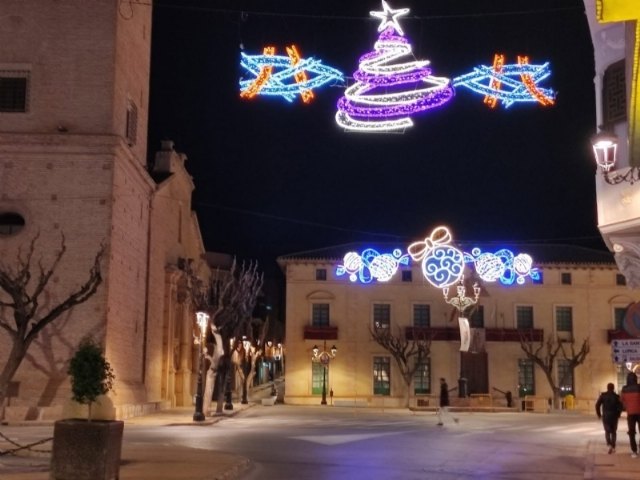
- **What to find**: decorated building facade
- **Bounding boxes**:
[278,243,639,409]
[0,1,210,420]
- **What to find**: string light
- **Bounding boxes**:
[465,247,540,285]
[240,45,344,103]
[452,54,555,108]
[408,226,465,288]
[335,2,454,133]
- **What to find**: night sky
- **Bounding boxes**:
[147,0,603,277]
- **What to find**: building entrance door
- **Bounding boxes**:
[460,352,488,394]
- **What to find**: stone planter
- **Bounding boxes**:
[261,396,277,406]
[50,419,124,480]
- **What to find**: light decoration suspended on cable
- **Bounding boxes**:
[408,226,465,288]
[452,53,555,108]
[464,247,540,285]
[239,45,344,103]
[335,1,454,132]
[336,248,409,283]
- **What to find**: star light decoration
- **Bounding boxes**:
[452,54,555,108]
[335,226,539,287]
[239,45,344,103]
[335,1,454,132]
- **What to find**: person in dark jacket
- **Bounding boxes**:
[595,382,623,454]
[621,372,640,458]
[437,378,458,426]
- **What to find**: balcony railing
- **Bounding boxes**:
[304,325,338,340]
[405,327,543,342]
[607,329,636,343]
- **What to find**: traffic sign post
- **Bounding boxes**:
[611,339,640,363]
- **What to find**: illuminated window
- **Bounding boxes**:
[616,274,627,286]
[557,359,574,396]
[373,356,390,395]
[614,307,626,330]
[516,306,534,329]
[311,362,326,395]
[312,303,330,327]
[555,306,573,332]
[413,358,430,394]
[0,71,29,112]
[518,358,535,397]
[413,304,430,327]
[469,305,484,328]
[561,272,572,285]
[315,269,327,281]
[373,303,390,329]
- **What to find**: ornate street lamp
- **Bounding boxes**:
[442,277,480,315]
[193,311,209,422]
[592,132,640,184]
[311,341,337,405]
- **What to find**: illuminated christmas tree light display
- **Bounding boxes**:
[335,1,454,132]
[239,45,344,103]
[336,248,409,283]
[452,53,555,108]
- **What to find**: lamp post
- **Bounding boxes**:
[311,341,337,405]
[442,276,481,315]
[193,311,209,422]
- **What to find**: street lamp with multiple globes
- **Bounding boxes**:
[442,276,481,315]
[311,341,337,405]
[193,311,209,422]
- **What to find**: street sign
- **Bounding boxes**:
[611,339,640,363]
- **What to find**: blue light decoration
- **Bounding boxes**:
[335,1,454,132]
[464,247,540,285]
[239,45,344,103]
[408,226,465,288]
[336,248,409,283]
[452,54,555,109]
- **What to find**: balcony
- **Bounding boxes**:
[304,325,338,340]
[405,327,543,342]
[607,329,636,343]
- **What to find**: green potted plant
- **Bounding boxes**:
[50,337,123,480]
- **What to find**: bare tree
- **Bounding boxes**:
[370,323,432,408]
[519,332,590,409]
[0,234,104,407]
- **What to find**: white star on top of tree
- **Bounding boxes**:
[370,0,410,36]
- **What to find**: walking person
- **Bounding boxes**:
[437,377,458,426]
[595,382,623,454]
[621,372,640,458]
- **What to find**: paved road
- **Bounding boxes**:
[4,406,638,479]
[124,407,602,480]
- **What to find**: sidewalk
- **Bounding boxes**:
[0,403,255,480]
[585,439,640,480]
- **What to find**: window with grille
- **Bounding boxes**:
[602,59,626,127]
[616,274,627,286]
[413,358,431,394]
[469,305,484,328]
[0,71,29,112]
[373,303,390,329]
[516,306,534,329]
[555,306,573,332]
[312,303,330,327]
[614,307,626,330]
[561,273,572,285]
[373,356,390,395]
[315,269,327,281]
[557,359,574,396]
[413,304,430,327]
[518,358,535,397]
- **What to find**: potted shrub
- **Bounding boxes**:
[50,337,123,480]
